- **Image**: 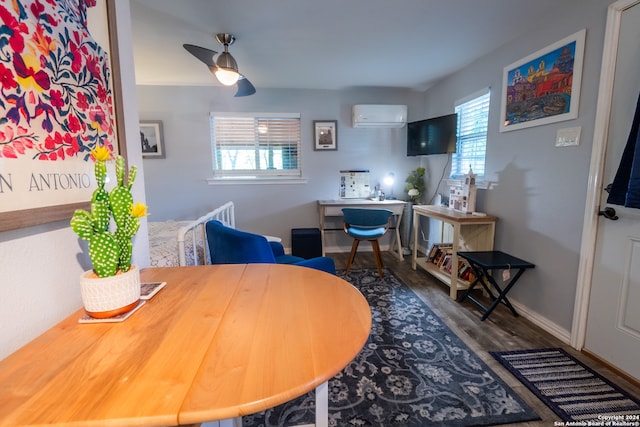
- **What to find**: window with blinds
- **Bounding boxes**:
[451,89,490,178]
[210,113,301,178]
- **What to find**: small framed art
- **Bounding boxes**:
[139,120,165,158]
[313,120,338,151]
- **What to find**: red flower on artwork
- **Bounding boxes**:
[68,40,84,74]
[67,114,82,133]
[30,1,45,19]
[49,89,64,108]
[0,63,17,90]
[76,92,89,110]
[97,83,107,103]
[43,131,61,150]
[85,55,101,83]
[0,5,28,53]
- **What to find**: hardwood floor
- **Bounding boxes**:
[329,250,640,426]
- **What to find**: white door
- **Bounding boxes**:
[584,0,640,381]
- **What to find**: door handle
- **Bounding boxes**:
[598,207,619,220]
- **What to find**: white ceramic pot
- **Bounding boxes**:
[79,265,141,318]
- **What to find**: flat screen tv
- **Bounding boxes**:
[407,113,457,156]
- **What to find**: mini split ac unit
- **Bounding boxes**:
[352,104,408,128]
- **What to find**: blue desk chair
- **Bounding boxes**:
[342,208,394,278]
[205,220,336,274]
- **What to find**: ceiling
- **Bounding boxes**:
[130,0,563,92]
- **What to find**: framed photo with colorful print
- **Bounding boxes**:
[500,29,586,132]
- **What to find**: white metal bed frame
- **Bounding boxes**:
[177,201,235,266]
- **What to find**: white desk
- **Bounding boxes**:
[318,199,407,260]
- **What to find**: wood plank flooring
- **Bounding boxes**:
[329,251,640,426]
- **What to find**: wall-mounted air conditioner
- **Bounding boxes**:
[352,104,408,128]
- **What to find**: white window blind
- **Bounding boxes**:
[451,89,490,177]
[210,113,301,178]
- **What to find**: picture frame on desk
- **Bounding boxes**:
[313,120,338,150]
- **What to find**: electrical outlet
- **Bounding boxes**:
[556,126,581,147]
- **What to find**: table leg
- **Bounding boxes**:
[459,263,525,321]
[450,222,461,299]
[479,269,525,321]
[392,216,404,261]
[315,381,328,427]
[206,417,241,427]
[319,206,326,256]
[457,265,491,306]
[411,210,418,270]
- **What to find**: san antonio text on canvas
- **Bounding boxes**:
[500,30,585,132]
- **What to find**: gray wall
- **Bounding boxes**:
[138,86,424,249]
[420,0,611,331]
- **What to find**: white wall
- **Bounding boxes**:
[420,0,612,333]
[0,1,147,361]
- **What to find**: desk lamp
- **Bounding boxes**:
[383,172,395,199]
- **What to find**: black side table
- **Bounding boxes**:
[457,251,535,321]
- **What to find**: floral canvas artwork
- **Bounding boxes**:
[0,0,115,217]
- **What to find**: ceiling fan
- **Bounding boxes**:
[183,33,256,97]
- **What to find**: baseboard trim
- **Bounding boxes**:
[323,244,392,254]
[323,250,572,346]
[509,298,571,345]
[581,348,640,387]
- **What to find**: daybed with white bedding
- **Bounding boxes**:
[148,201,235,267]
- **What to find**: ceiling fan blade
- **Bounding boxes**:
[235,75,256,97]
[183,44,217,67]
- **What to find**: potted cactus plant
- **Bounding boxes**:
[70,146,148,318]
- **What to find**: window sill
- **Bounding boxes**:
[207,177,309,185]
[445,178,495,189]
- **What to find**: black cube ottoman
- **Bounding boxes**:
[291,228,322,259]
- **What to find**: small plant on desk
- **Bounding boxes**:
[404,167,425,202]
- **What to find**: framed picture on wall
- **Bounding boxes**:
[0,1,124,232]
[313,120,338,151]
[140,120,165,158]
[500,29,586,132]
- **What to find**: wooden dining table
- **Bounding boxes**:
[0,264,372,427]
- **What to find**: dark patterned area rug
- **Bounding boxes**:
[491,348,640,422]
[243,269,539,426]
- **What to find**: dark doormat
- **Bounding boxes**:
[491,348,640,422]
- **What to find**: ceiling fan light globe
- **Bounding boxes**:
[215,68,240,86]
[216,52,238,72]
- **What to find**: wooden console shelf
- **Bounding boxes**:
[411,205,497,299]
